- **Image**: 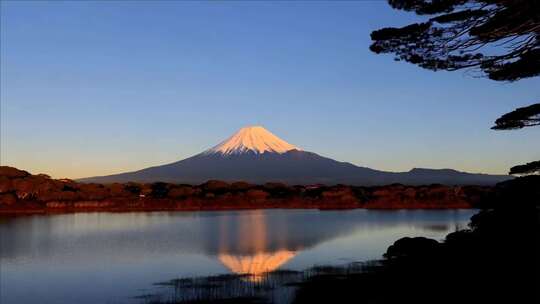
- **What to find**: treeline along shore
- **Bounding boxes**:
[0,166,493,214]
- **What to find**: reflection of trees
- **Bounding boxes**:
[0,216,54,259]
[0,210,470,262]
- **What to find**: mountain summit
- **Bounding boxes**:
[205,126,299,155]
[79,126,510,185]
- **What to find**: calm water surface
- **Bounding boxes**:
[0,209,476,304]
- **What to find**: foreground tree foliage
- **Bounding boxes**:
[370,0,540,81]
[492,103,540,130]
[492,103,540,175]
[509,160,540,176]
[362,3,540,304]
[291,177,539,304]
[371,0,539,175]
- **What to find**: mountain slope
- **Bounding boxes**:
[79,126,510,185]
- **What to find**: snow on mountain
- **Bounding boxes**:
[78,125,511,185]
[204,126,300,155]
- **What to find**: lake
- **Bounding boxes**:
[0,209,476,304]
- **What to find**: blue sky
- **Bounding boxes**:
[1,1,539,178]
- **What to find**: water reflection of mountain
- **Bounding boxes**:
[0,210,473,262]
[209,210,466,277]
[219,250,297,279]
[214,210,300,278]
[202,210,470,256]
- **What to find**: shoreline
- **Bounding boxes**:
[0,204,474,216]
[0,199,475,216]
[1,166,490,216]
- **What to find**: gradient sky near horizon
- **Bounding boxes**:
[1,1,539,179]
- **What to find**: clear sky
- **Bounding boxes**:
[1,1,539,178]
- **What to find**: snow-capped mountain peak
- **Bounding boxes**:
[204,125,300,155]
[80,125,511,185]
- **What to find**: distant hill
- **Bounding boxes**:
[79,126,510,186]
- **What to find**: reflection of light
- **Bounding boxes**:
[219,250,296,281]
[217,210,297,281]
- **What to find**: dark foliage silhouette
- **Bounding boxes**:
[370,0,540,81]
[371,0,539,180]
[508,160,540,176]
[492,103,540,130]
[492,103,539,174]
[292,176,539,304]
[287,2,540,303]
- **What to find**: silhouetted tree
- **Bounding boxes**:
[492,103,540,130]
[370,0,540,81]
[371,0,539,174]
[492,102,539,175]
[508,160,540,176]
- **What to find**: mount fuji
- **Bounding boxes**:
[79,126,510,185]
